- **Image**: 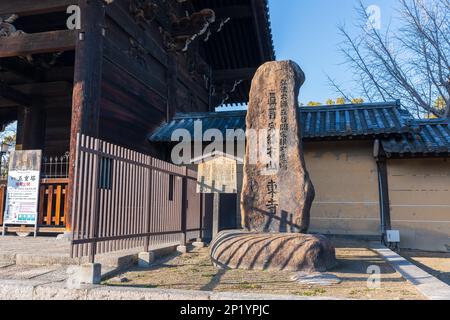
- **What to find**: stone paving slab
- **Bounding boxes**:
[8,266,61,280]
[0,237,182,294]
[0,236,179,269]
[0,264,67,281]
[0,279,343,300]
[371,243,450,300]
[0,236,70,256]
[0,236,138,268]
[0,279,45,300]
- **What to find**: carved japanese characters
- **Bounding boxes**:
[241,60,315,233]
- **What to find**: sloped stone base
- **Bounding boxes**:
[210,231,337,272]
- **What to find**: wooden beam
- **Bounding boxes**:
[213,68,256,82]
[12,81,73,96]
[0,81,69,108]
[43,66,75,83]
[0,0,77,17]
[0,81,32,106]
[0,58,41,82]
[0,30,77,58]
[0,63,74,84]
[214,5,252,19]
[0,98,19,108]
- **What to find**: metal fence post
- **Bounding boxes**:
[180,168,188,246]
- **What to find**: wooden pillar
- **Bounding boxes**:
[16,105,45,151]
[236,164,243,229]
[374,139,392,242]
[212,193,220,239]
[16,106,29,150]
[67,0,106,232]
[377,158,392,241]
[166,52,178,121]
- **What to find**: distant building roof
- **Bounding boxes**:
[191,150,244,164]
[380,119,450,157]
[150,101,413,142]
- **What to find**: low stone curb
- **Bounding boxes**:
[371,243,450,300]
[0,253,17,265]
[0,279,342,300]
[0,243,180,268]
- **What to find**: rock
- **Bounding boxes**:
[241,60,315,233]
[210,231,337,272]
[291,272,342,286]
[109,276,130,283]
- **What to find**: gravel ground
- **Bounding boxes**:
[103,239,425,300]
[401,250,450,286]
[0,263,68,282]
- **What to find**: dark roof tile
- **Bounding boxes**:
[150,102,412,142]
[381,120,450,156]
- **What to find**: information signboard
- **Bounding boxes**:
[2,150,42,236]
[196,155,237,194]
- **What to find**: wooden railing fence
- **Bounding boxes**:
[70,134,205,262]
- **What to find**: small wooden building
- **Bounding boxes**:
[0,0,275,233]
[150,102,450,252]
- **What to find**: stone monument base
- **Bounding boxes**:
[210,230,337,272]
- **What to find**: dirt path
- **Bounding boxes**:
[104,239,425,300]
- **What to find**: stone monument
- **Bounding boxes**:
[210,61,337,272]
[241,60,314,233]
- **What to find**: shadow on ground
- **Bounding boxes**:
[102,238,425,300]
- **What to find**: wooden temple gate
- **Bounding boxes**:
[0,0,273,244]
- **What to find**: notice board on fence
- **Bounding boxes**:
[3,150,42,226]
[196,155,237,194]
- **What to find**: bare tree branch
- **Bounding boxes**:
[325,74,353,102]
[330,0,450,118]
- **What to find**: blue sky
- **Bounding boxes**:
[269,0,401,104]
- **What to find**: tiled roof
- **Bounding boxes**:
[151,110,246,142]
[381,120,450,156]
[149,102,412,142]
[300,102,411,138]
